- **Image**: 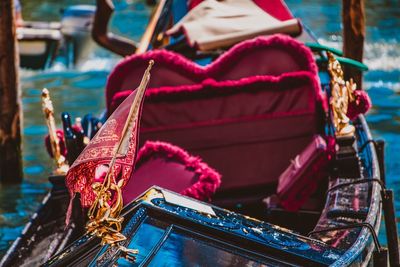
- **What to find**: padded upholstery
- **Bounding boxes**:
[105,35,325,198]
[106,35,318,114]
[138,74,324,192]
[277,135,331,211]
[93,141,221,205]
[123,141,221,203]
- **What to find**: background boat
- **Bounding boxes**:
[18,22,62,70]
[17,5,96,70]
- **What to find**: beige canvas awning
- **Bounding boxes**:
[167,0,302,51]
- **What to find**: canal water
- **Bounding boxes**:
[0,0,399,257]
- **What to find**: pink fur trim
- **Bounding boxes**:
[347,90,372,120]
[106,50,201,111]
[136,141,221,201]
[88,141,221,201]
[106,35,319,112]
[144,72,323,101]
[206,35,317,76]
[109,72,327,117]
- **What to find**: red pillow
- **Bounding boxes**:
[93,141,222,204]
[277,135,333,212]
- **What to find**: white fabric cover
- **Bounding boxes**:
[167,0,301,51]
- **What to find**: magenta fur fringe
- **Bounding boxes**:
[347,90,372,120]
[65,141,221,225]
[136,141,221,201]
[106,34,319,112]
[110,71,327,118]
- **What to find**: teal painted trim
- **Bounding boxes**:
[307,43,369,71]
[306,42,343,56]
[317,57,369,72]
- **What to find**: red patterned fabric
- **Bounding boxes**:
[65,90,144,209]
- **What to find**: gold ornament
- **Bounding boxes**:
[327,52,356,137]
[86,60,154,262]
[41,88,69,174]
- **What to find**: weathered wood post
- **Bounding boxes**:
[342,0,365,88]
[92,0,137,56]
[0,0,23,183]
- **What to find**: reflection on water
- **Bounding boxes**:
[0,0,399,258]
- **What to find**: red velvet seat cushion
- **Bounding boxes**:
[131,73,325,192]
[104,35,325,199]
[106,35,318,115]
[123,141,221,204]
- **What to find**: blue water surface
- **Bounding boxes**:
[0,0,399,258]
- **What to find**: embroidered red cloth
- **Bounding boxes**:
[65,89,144,208]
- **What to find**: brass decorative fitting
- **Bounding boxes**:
[41,88,69,174]
[86,60,154,262]
[327,52,356,137]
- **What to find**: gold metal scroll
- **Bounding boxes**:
[86,60,154,262]
[41,88,69,175]
[327,52,356,137]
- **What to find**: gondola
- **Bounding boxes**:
[1,0,398,266]
[18,5,95,70]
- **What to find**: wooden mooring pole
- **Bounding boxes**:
[0,0,23,183]
[342,0,365,88]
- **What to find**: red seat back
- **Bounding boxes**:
[138,73,324,191]
[106,35,325,196]
[106,35,317,114]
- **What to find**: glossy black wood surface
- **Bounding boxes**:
[45,188,343,267]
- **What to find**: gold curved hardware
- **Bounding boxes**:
[327,52,356,137]
[41,88,69,175]
[86,60,154,262]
